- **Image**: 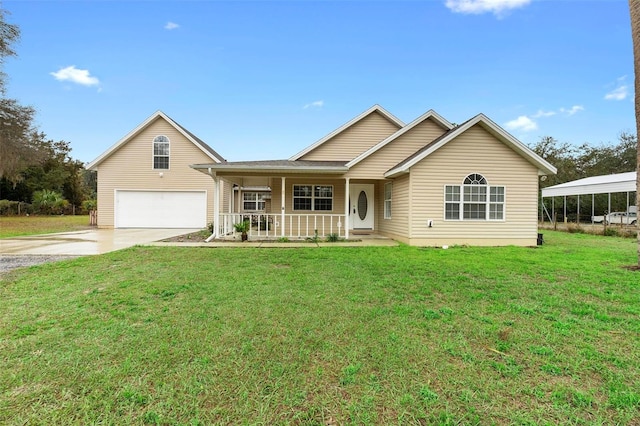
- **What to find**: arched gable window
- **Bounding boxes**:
[153,135,170,170]
[444,173,505,220]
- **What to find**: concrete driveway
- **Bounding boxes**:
[0,229,199,256]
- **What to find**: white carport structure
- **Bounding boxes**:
[541,172,637,222]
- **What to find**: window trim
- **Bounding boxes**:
[384,182,392,219]
[292,184,334,212]
[152,135,170,170]
[443,174,505,221]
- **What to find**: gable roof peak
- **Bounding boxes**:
[87,110,225,169]
[346,108,454,168]
[289,104,405,161]
[384,112,557,178]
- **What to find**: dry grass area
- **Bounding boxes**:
[540,221,638,238]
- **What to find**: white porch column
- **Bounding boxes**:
[345,178,350,239]
[281,177,286,237]
[206,175,220,242]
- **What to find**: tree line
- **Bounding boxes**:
[0,9,95,215]
[531,133,637,221]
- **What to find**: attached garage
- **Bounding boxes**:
[115,190,207,228]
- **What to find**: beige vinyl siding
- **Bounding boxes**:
[378,175,410,240]
[299,112,400,161]
[220,180,231,214]
[346,118,447,179]
[96,117,217,228]
[408,124,539,246]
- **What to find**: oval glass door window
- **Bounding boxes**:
[358,191,367,220]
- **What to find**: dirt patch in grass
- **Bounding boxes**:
[622,264,640,271]
[162,231,209,242]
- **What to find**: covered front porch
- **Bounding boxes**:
[191,160,384,241]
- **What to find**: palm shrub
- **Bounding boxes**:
[81,199,97,213]
[32,190,68,215]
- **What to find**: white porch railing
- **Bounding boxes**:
[218,213,346,239]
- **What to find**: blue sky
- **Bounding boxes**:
[4,0,635,163]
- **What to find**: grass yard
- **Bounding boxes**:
[0,215,92,238]
[1,232,639,425]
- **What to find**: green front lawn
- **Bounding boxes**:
[1,232,639,424]
[0,215,92,238]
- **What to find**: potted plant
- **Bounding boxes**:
[233,220,250,241]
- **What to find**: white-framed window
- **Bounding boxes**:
[444,174,505,221]
[384,182,392,219]
[243,192,266,211]
[293,185,333,211]
[153,135,170,170]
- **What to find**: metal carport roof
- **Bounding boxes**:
[541,172,637,198]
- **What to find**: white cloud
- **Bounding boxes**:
[505,115,537,132]
[165,22,180,30]
[605,86,628,101]
[604,75,628,101]
[532,109,556,118]
[303,100,324,109]
[445,0,531,16]
[50,66,100,86]
[506,104,583,134]
[560,105,584,116]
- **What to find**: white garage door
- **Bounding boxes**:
[115,190,207,228]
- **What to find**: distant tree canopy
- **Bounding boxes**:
[530,132,638,189]
[0,7,93,213]
[531,133,638,220]
[0,8,42,184]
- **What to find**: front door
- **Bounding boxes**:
[349,184,374,230]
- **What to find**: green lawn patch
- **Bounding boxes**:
[1,231,639,424]
[0,215,91,238]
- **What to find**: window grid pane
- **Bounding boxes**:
[314,198,332,211]
[445,203,460,220]
[489,204,504,220]
[463,203,486,220]
[154,157,169,169]
[445,186,460,202]
[384,201,392,219]
[314,186,332,198]
[490,187,504,203]
[293,198,312,210]
[463,186,486,202]
[294,185,312,197]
